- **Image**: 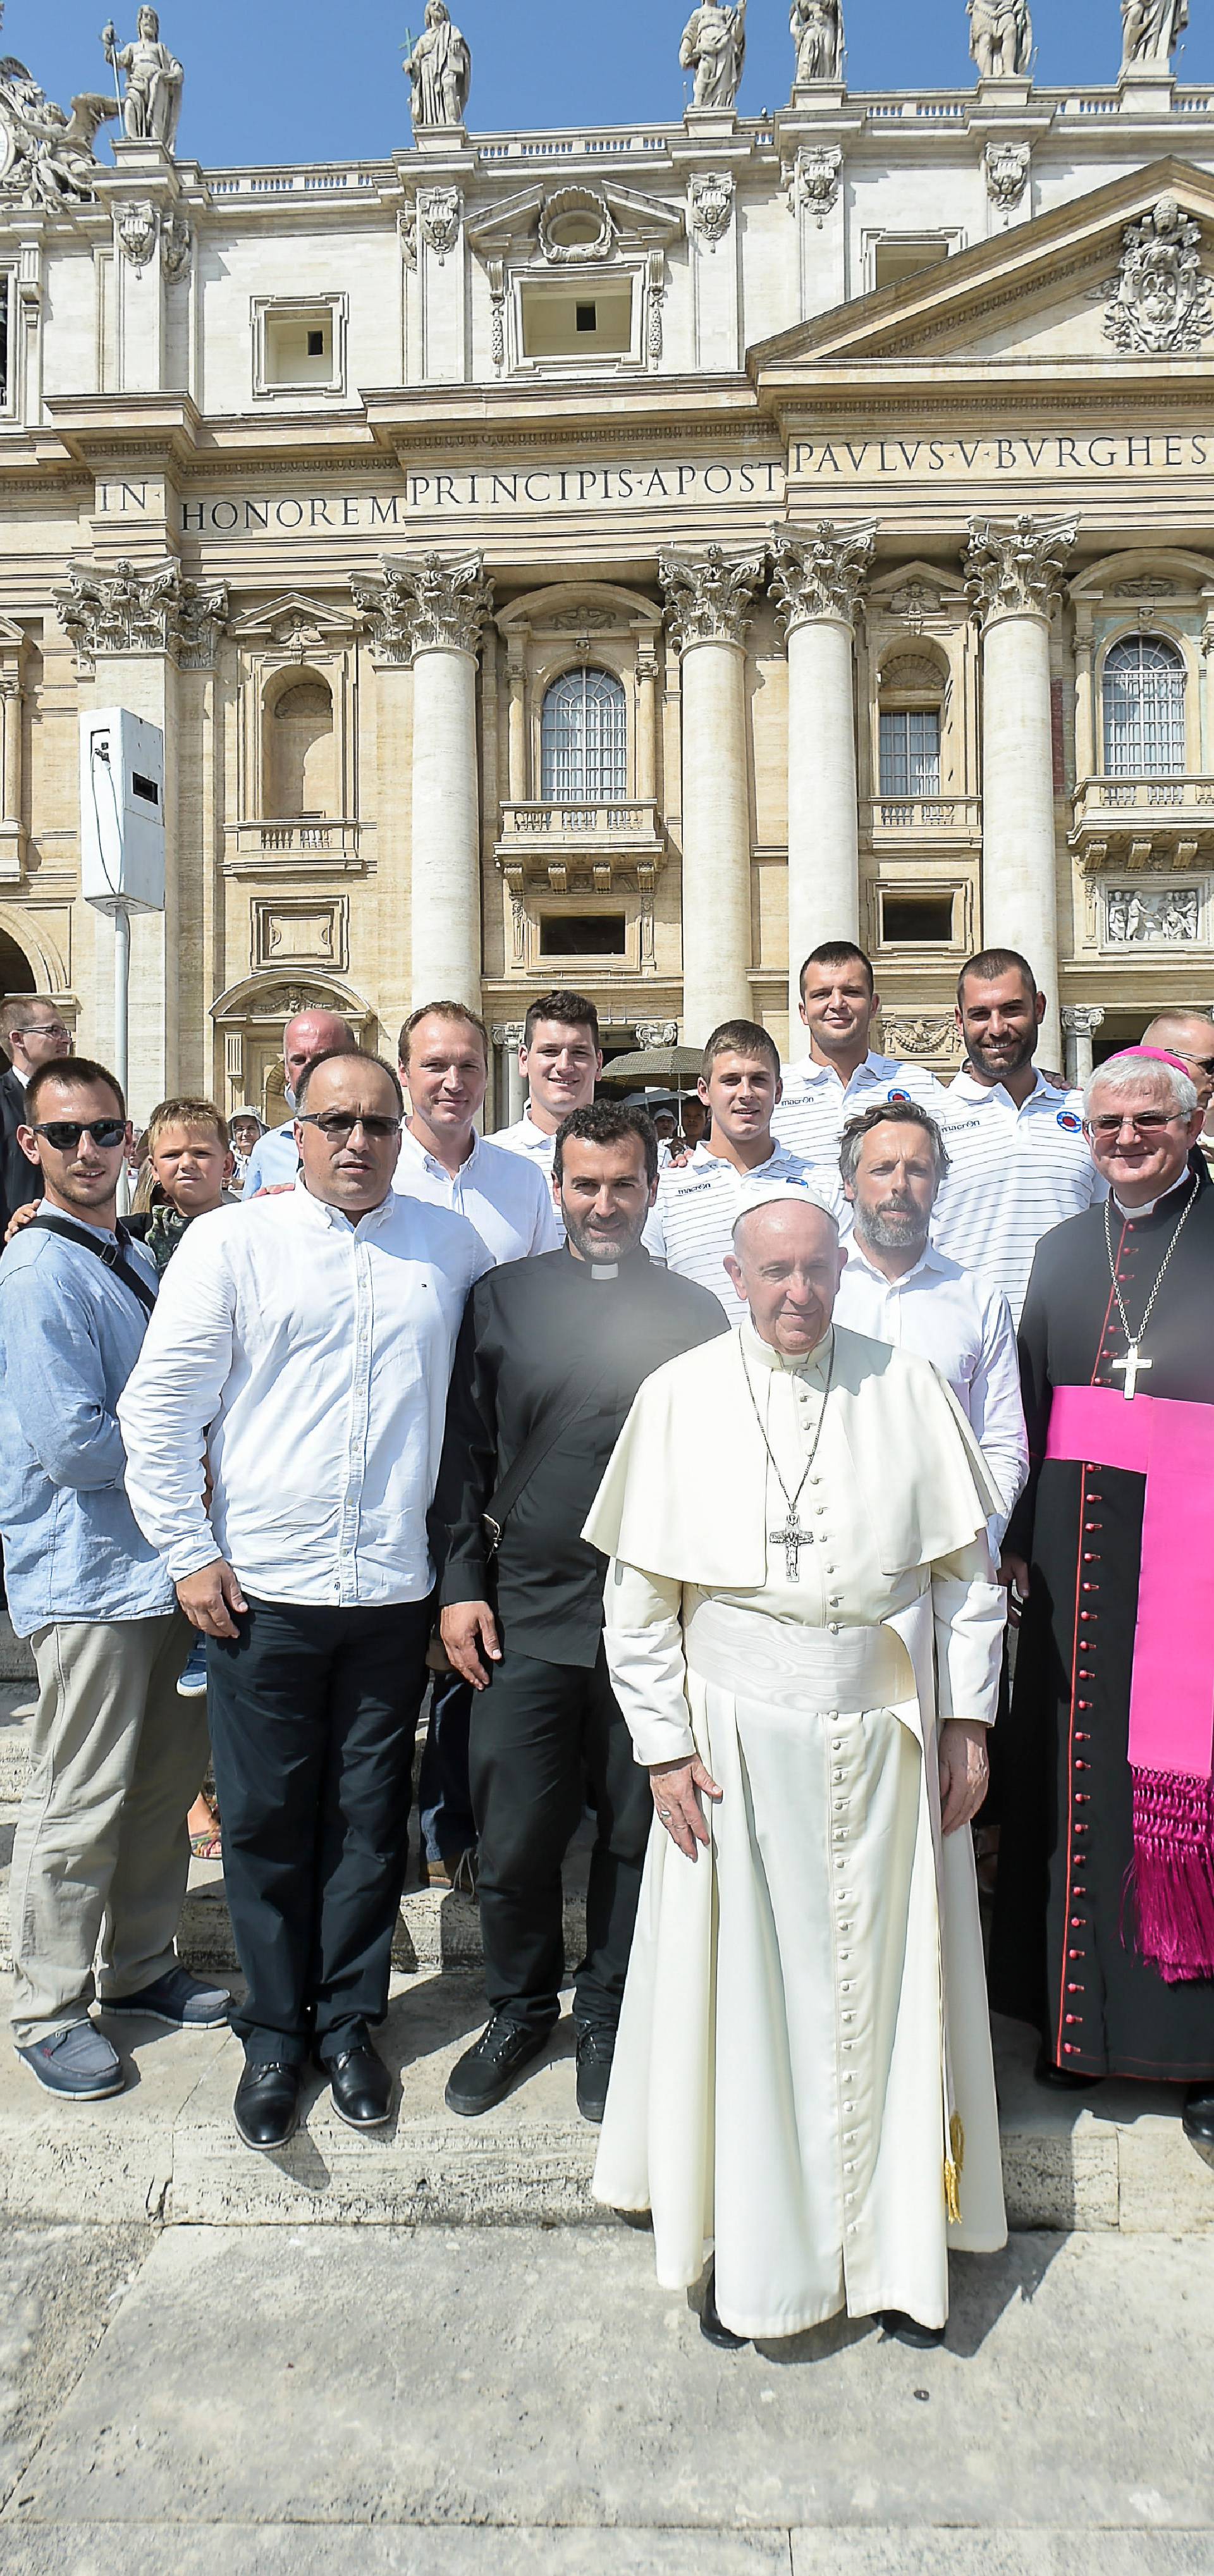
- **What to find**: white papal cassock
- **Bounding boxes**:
[582,1320,1008,2342]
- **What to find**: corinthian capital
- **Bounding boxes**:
[52,559,228,670]
[659,544,764,652]
[965,515,1077,624]
[769,520,875,637]
[352,551,493,663]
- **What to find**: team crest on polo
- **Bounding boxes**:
[1057,1111,1082,1131]
[888,1089,911,1104]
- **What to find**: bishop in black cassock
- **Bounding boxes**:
[990,1052,1214,2147]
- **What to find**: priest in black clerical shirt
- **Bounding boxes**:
[431,1101,726,2125]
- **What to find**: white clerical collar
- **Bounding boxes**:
[1113,1171,1194,1222]
[590,1262,619,1280]
[742,1317,833,1377]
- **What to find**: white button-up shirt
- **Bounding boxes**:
[118,1182,490,1608]
[494,1110,557,1174]
[833,1235,1027,1534]
[393,1123,562,1265]
[931,1068,1107,1325]
[644,1141,843,1320]
[773,1050,947,1175]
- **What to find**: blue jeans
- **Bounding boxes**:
[418,1665,475,1863]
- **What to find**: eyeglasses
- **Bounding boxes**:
[1086,1112,1182,1139]
[22,1024,71,1043]
[31,1119,126,1150]
[296,1110,401,1141]
[1171,1051,1214,1078]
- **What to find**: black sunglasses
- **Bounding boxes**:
[296,1110,401,1140]
[31,1118,126,1151]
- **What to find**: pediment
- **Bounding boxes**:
[466,179,683,261]
[227,591,357,647]
[752,158,1214,377]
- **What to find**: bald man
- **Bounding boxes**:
[1142,1011,1214,1169]
[240,1011,355,1196]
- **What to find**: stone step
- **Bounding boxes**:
[0,1970,1210,2239]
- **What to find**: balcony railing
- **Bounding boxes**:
[1076,775,1214,816]
[862,794,981,842]
[1069,776,1214,873]
[223,819,363,872]
[498,799,663,852]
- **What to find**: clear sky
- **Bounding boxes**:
[13,0,1214,168]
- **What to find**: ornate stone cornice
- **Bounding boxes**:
[52,559,229,670]
[769,520,875,636]
[965,515,1077,625]
[351,552,493,663]
[658,544,764,652]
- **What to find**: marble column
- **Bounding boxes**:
[966,515,1077,1069]
[1062,1003,1105,1092]
[491,1020,524,1129]
[660,545,764,1043]
[771,520,875,1030]
[355,553,493,1011]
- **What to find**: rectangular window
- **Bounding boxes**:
[879,709,941,797]
[253,296,346,397]
[881,893,955,945]
[520,283,634,360]
[873,236,953,292]
[539,913,627,957]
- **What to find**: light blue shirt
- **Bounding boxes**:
[240,1117,300,1196]
[0,1216,174,1635]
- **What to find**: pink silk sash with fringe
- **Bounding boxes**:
[1045,1383,1214,1983]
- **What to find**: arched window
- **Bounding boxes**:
[265,675,334,817]
[540,666,627,804]
[877,653,944,800]
[1103,634,1186,778]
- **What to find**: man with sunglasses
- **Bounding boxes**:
[0,1058,228,2102]
[1141,1010,1214,1178]
[120,1048,490,2151]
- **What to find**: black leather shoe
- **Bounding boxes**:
[445,2014,552,2117]
[575,2026,615,2125]
[233,2060,300,2151]
[1034,2047,1100,2092]
[878,2310,946,2350]
[320,2039,393,2131]
[700,2264,750,2352]
[1182,2083,1214,2154]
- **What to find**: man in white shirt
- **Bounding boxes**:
[834,1100,1027,1537]
[645,1018,838,1318]
[119,1048,489,2154]
[395,1000,561,1889]
[931,947,1106,1327]
[495,990,603,1172]
[772,941,945,1173]
[239,1008,355,1196]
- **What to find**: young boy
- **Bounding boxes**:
[128,1100,235,1849]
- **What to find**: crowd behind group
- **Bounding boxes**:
[1,947,1211,2191]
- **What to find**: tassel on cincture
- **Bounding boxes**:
[943,2114,965,2224]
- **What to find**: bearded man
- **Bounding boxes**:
[584,1186,1007,2351]
[991,1048,1214,2154]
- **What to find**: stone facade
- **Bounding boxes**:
[3,23,1214,1114]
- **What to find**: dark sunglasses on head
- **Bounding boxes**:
[296,1110,400,1140]
[31,1119,127,1151]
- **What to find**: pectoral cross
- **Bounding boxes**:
[1112,1342,1152,1401]
[769,1507,813,1582]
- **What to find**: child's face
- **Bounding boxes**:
[150,1123,232,1214]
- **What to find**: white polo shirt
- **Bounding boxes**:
[931,1068,1107,1325]
[393,1122,562,1266]
[644,1140,843,1321]
[833,1234,1028,1534]
[494,1110,556,1174]
[772,1050,947,1176]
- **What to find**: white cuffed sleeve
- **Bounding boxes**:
[931,1534,1006,1729]
[601,1555,696,1767]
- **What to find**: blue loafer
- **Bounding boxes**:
[16,2021,125,2099]
[101,1967,230,2029]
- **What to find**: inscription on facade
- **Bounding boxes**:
[790,432,1214,480]
[168,458,784,536]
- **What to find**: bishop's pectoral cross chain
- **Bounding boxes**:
[1104,1182,1198,1401]
[741,1332,835,1584]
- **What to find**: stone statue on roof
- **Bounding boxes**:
[1120,0,1187,68]
[967,0,1032,78]
[680,0,747,109]
[101,9,183,152]
[405,1,472,128]
[790,0,843,85]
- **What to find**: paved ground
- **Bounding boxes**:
[0,2221,1211,2573]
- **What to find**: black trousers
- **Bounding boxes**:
[205,1595,430,2065]
[469,1641,653,2037]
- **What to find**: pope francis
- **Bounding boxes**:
[583,1183,1007,2350]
